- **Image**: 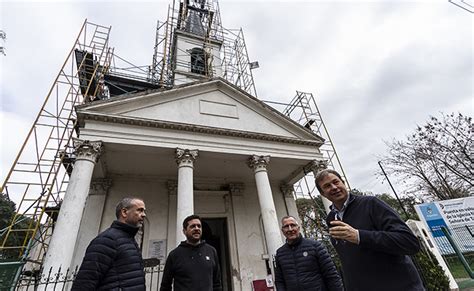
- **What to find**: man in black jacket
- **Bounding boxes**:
[316,169,424,291]
[71,197,147,290]
[160,214,222,291]
[275,215,343,291]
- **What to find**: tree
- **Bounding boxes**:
[1,193,16,236]
[375,193,419,221]
[0,194,33,260]
[295,197,327,239]
[381,112,473,201]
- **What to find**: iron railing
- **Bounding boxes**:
[0,260,163,290]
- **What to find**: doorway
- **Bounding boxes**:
[201,218,232,291]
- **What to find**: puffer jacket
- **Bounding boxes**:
[71,220,145,291]
[275,235,343,291]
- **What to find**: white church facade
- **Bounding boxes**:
[34,0,329,290]
[41,77,327,290]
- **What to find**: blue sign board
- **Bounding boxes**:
[417,203,448,237]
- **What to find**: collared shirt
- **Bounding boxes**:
[329,193,351,220]
[330,193,360,244]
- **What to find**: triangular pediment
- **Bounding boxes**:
[77,79,323,143]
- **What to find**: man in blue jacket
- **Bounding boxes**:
[275,215,343,291]
[315,169,424,291]
[72,197,147,290]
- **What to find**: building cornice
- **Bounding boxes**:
[77,111,323,147]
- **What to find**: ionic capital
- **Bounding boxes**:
[248,155,271,173]
[73,139,103,163]
[176,148,198,168]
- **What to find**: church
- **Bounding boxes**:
[12,0,328,290]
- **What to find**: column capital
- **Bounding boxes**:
[248,155,270,172]
[73,139,103,163]
[280,184,295,198]
[175,148,198,168]
[89,179,112,195]
[229,183,245,196]
[304,159,328,175]
[167,180,178,195]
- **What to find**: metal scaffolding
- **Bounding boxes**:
[0,20,112,265]
[284,91,349,187]
[148,0,258,96]
[282,91,350,236]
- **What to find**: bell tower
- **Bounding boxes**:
[172,0,223,85]
[150,0,258,96]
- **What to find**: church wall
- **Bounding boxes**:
[121,90,299,138]
[99,178,170,258]
[231,182,267,288]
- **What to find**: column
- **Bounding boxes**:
[175,148,198,246]
[280,184,300,222]
[41,139,102,284]
[167,181,177,253]
[306,159,332,214]
[248,155,282,258]
[71,178,112,270]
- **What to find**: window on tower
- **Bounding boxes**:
[190,47,206,75]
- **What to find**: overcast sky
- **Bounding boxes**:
[1,0,472,204]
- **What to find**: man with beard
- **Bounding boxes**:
[275,215,343,291]
[72,197,146,290]
[315,169,424,291]
[160,214,222,291]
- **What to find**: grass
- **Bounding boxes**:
[443,254,474,290]
[444,254,473,278]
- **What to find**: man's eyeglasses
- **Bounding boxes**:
[282,223,299,230]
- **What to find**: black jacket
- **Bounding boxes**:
[160,241,222,291]
[275,235,343,291]
[326,194,424,291]
[71,220,145,291]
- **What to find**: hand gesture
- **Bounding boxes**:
[329,220,359,244]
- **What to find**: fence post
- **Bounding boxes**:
[441,226,474,279]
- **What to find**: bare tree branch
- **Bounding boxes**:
[380,112,472,200]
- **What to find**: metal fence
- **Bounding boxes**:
[0,259,163,290]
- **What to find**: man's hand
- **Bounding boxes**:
[329,220,359,244]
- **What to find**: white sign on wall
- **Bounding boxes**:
[148,239,167,261]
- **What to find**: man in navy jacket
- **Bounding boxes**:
[315,169,424,291]
[72,197,147,290]
[275,215,343,291]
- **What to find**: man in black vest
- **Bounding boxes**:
[160,214,222,291]
[315,169,424,291]
[72,197,146,290]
